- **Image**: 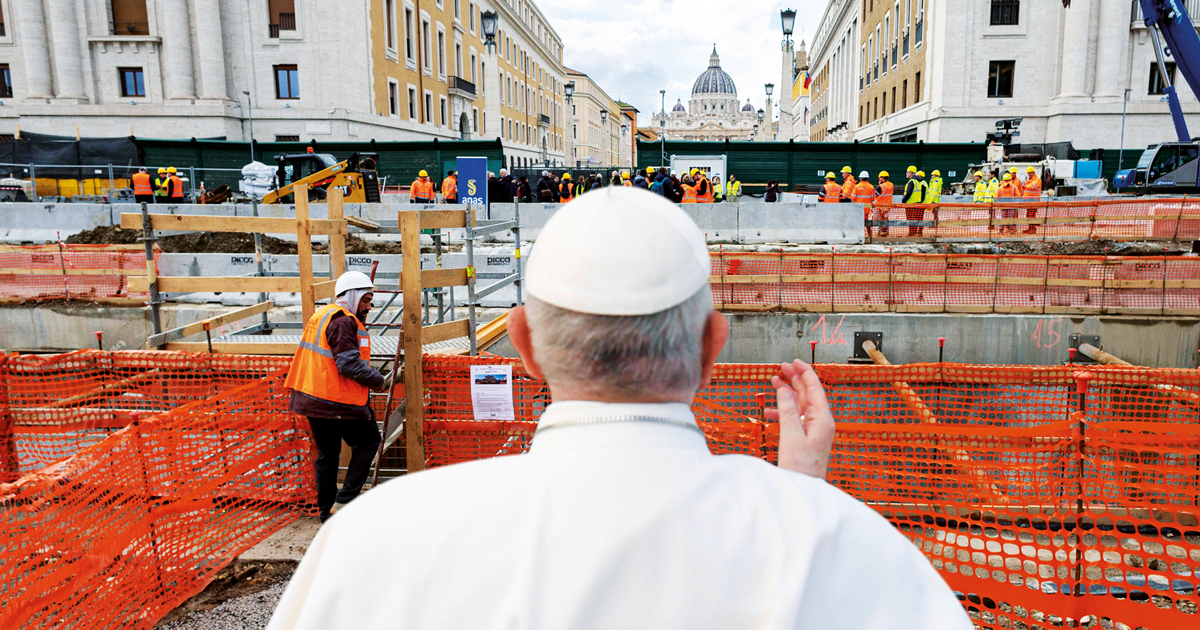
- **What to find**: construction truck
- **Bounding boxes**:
[262,152,381,204]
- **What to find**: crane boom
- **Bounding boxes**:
[1139,0,1200,141]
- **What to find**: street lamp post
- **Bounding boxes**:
[242,90,254,163]
[481,11,501,151]
[764,83,774,142]
[1119,87,1132,171]
[779,9,797,140]
[600,109,609,169]
[659,89,666,169]
[564,81,575,168]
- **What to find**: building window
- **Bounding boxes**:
[425,91,433,123]
[469,2,475,32]
[882,92,887,116]
[405,9,415,62]
[1149,62,1177,95]
[388,81,399,115]
[119,67,145,97]
[902,80,908,108]
[385,0,397,50]
[915,71,922,101]
[274,65,299,99]
[990,0,1019,26]
[470,52,477,83]
[267,0,296,36]
[111,0,150,35]
[437,28,446,76]
[455,43,462,77]
[0,65,11,99]
[440,95,447,126]
[987,61,1014,98]
[891,87,896,113]
[275,135,299,142]
[422,19,431,71]
[473,107,478,131]
[454,0,460,20]
[408,86,417,119]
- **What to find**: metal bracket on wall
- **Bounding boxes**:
[1068,333,1101,364]
[850,331,883,364]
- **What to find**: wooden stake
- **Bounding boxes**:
[327,187,347,279]
[400,211,425,473]
[296,185,316,322]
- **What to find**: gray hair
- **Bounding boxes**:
[524,286,713,398]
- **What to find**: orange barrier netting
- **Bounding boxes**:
[712,251,1200,315]
[423,354,1200,630]
[866,197,1200,242]
[0,351,315,629]
[0,244,156,303]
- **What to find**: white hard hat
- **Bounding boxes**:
[335,271,375,296]
[526,187,708,316]
[859,170,869,178]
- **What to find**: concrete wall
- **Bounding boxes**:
[1,201,866,245]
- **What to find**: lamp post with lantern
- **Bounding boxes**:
[779,8,797,140]
[481,10,503,157]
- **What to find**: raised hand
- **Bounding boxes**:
[766,360,836,479]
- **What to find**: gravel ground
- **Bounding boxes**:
[159,575,290,630]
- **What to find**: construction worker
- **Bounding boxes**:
[166,167,185,201]
[680,176,699,203]
[410,170,435,203]
[726,174,741,201]
[818,172,841,203]
[153,168,168,202]
[985,171,1000,203]
[903,170,929,236]
[852,171,875,221]
[132,167,154,204]
[692,169,714,203]
[285,271,388,523]
[874,171,894,237]
[840,166,856,202]
[558,173,575,203]
[997,172,1022,234]
[621,172,632,187]
[971,172,987,203]
[1021,166,1043,235]
[441,170,458,204]
[927,170,943,205]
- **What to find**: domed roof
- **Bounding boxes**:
[672,99,686,112]
[741,99,754,112]
[691,46,737,96]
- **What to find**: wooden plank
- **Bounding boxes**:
[832,273,892,283]
[0,296,147,306]
[995,277,1048,287]
[0,268,145,277]
[400,211,426,473]
[327,188,347,279]
[296,186,316,322]
[890,274,949,284]
[170,301,274,340]
[833,304,891,312]
[346,215,381,230]
[121,213,347,235]
[944,305,995,314]
[422,318,472,344]
[1165,279,1200,289]
[779,304,836,313]
[164,341,299,355]
[892,304,946,313]
[1106,279,1164,289]
[0,244,144,252]
[933,219,992,228]
[421,268,469,288]
[1043,306,1102,315]
[129,276,300,294]
[419,210,468,229]
[313,279,336,301]
[720,304,781,312]
[1044,278,1102,288]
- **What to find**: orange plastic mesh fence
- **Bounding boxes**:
[711,251,1200,316]
[0,244,156,302]
[0,351,315,629]
[422,354,1200,630]
[867,197,1200,242]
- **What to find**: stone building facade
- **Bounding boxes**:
[649,47,759,142]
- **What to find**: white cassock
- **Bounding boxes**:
[268,401,972,630]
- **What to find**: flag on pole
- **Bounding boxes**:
[804,107,809,125]
[802,72,812,89]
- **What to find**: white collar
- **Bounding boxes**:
[528,400,709,454]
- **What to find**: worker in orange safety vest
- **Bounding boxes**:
[441,170,458,204]
[692,169,714,203]
[681,177,699,203]
[840,166,856,202]
[410,170,435,203]
[558,173,575,202]
[874,171,895,237]
[132,167,154,204]
[818,172,841,203]
[167,167,185,200]
[285,271,391,523]
[1021,166,1043,234]
[852,170,875,209]
[996,172,1023,235]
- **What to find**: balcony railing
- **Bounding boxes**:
[269,12,296,38]
[892,43,898,67]
[539,113,551,125]
[449,76,476,96]
[915,19,923,45]
[990,0,1019,26]
[111,20,150,36]
[903,32,909,56]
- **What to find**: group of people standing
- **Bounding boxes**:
[131,166,186,204]
[820,166,943,237]
[970,166,1043,234]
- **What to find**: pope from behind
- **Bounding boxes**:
[267,188,971,629]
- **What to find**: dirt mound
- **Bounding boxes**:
[65,227,404,255]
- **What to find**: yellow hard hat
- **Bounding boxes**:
[1009,167,1018,173]
[931,170,941,177]
[841,166,853,173]
[1026,166,1037,173]
[418,170,428,177]
[916,170,925,178]
[825,172,836,179]
[621,172,630,179]
[1002,173,1013,180]
[167,167,177,174]
[974,171,983,177]
[157,168,166,174]
[646,166,655,175]
[907,165,917,173]
[563,173,571,180]
[878,170,890,178]
[690,168,699,176]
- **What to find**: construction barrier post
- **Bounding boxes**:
[401,211,425,472]
[140,202,163,343]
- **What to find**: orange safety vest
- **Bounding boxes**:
[441,176,457,200]
[168,175,184,198]
[1022,174,1042,198]
[411,178,434,201]
[132,172,153,195]
[284,303,372,406]
[559,182,574,202]
[875,181,894,206]
[622,180,632,187]
[841,176,857,201]
[820,180,841,203]
[696,176,714,203]
[681,184,698,203]
[997,181,1021,199]
[852,180,875,204]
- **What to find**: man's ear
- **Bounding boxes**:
[697,311,728,390]
[507,306,545,380]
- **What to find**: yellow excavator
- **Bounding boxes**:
[262,151,381,204]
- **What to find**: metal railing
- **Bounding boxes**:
[111,19,150,36]
[279,12,296,30]
[891,43,898,67]
[902,32,909,56]
[0,162,246,203]
[539,113,551,125]
[915,19,923,45]
[990,0,1019,26]
[449,76,476,96]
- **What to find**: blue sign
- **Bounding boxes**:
[457,156,488,218]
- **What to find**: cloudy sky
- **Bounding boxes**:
[535,0,821,127]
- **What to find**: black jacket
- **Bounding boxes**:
[536,176,558,201]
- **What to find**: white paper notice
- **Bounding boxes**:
[470,365,515,421]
